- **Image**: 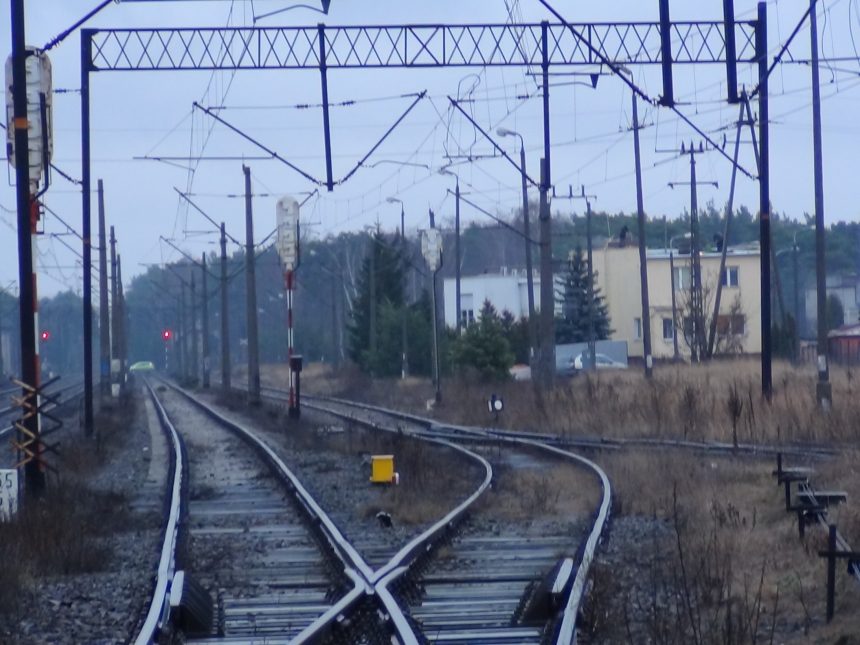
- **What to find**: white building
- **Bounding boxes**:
[442,269,558,329]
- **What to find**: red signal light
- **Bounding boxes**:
[162,329,172,341]
[40,330,50,341]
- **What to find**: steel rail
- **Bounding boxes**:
[134,380,186,645]
[271,389,610,644]
[295,390,841,459]
[159,381,419,642]
[303,396,495,637]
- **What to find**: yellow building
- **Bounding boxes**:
[591,242,762,360]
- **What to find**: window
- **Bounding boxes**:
[721,266,739,287]
[460,293,475,328]
[673,266,691,290]
[633,317,642,339]
[662,318,674,341]
[716,314,746,335]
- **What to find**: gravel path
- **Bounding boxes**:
[0,386,166,644]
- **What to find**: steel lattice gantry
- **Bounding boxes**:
[77,10,776,433]
[84,21,757,70]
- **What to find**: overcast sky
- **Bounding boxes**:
[1,0,858,297]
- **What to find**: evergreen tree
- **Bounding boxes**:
[450,300,515,381]
[347,233,405,375]
[499,308,530,364]
[555,246,612,343]
[826,293,845,331]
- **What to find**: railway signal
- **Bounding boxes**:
[276,196,300,418]
[39,330,49,341]
[161,329,172,341]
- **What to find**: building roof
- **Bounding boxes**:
[828,323,860,339]
[644,245,760,260]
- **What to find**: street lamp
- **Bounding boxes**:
[497,127,537,367]
[438,167,462,335]
[386,196,409,379]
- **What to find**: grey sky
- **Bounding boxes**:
[1,1,858,297]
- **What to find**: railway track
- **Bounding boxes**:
[136,380,493,643]
[260,386,613,644]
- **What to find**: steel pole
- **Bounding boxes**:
[520,143,537,365]
[669,249,680,361]
[202,254,210,388]
[455,181,461,335]
[109,226,118,383]
[80,30,94,436]
[400,205,408,378]
[190,268,198,385]
[586,199,596,371]
[810,0,831,407]
[539,20,555,388]
[432,268,441,403]
[243,165,260,404]
[632,95,652,377]
[97,180,110,397]
[757,1,773,399]
[220,222,231,388]
[793,240,800,362]
[11,0,44,491]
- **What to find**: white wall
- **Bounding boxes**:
[442,273,542,329]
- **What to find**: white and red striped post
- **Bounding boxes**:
[285,269,295,411]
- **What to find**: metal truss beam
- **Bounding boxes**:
[85,21,758,72]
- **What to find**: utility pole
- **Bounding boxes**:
[243,166,260,404]
[538,159,555,388]
[117,254,126,389]
[97,179,110,398]
[400,204,408,378]
[539,20,556,389]
[520,144,537,365]
[179,281,187,381]
[689,145,704,363]
[757,1,773,400]
[707,100,745,358]
[793,237,801,362]
[11,0,45,491]
[220,222,231,389]
[810,0,831,408]
[631,95,653,377]
[585,195,596,371]
[369,232,377,366]
[455,179,461,335]
[201,253,210,388]
[109,226,119,388]
[190,268,198,385]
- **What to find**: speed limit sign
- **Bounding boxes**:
[0,469,18,521]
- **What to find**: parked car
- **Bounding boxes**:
[573,352,626,370]
[509,364,531,381]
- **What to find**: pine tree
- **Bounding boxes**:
[450,300,515,381]
[347,233,405,375]
[555,246,612,343]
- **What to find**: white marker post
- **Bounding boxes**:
[276,197,300,417]
[0,469,19,521]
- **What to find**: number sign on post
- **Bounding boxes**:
[0,469,18,521]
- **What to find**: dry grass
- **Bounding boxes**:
[287,361,860,640]
[587,450,860,643]
[0,403,137,616]
[299,359,860,446]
